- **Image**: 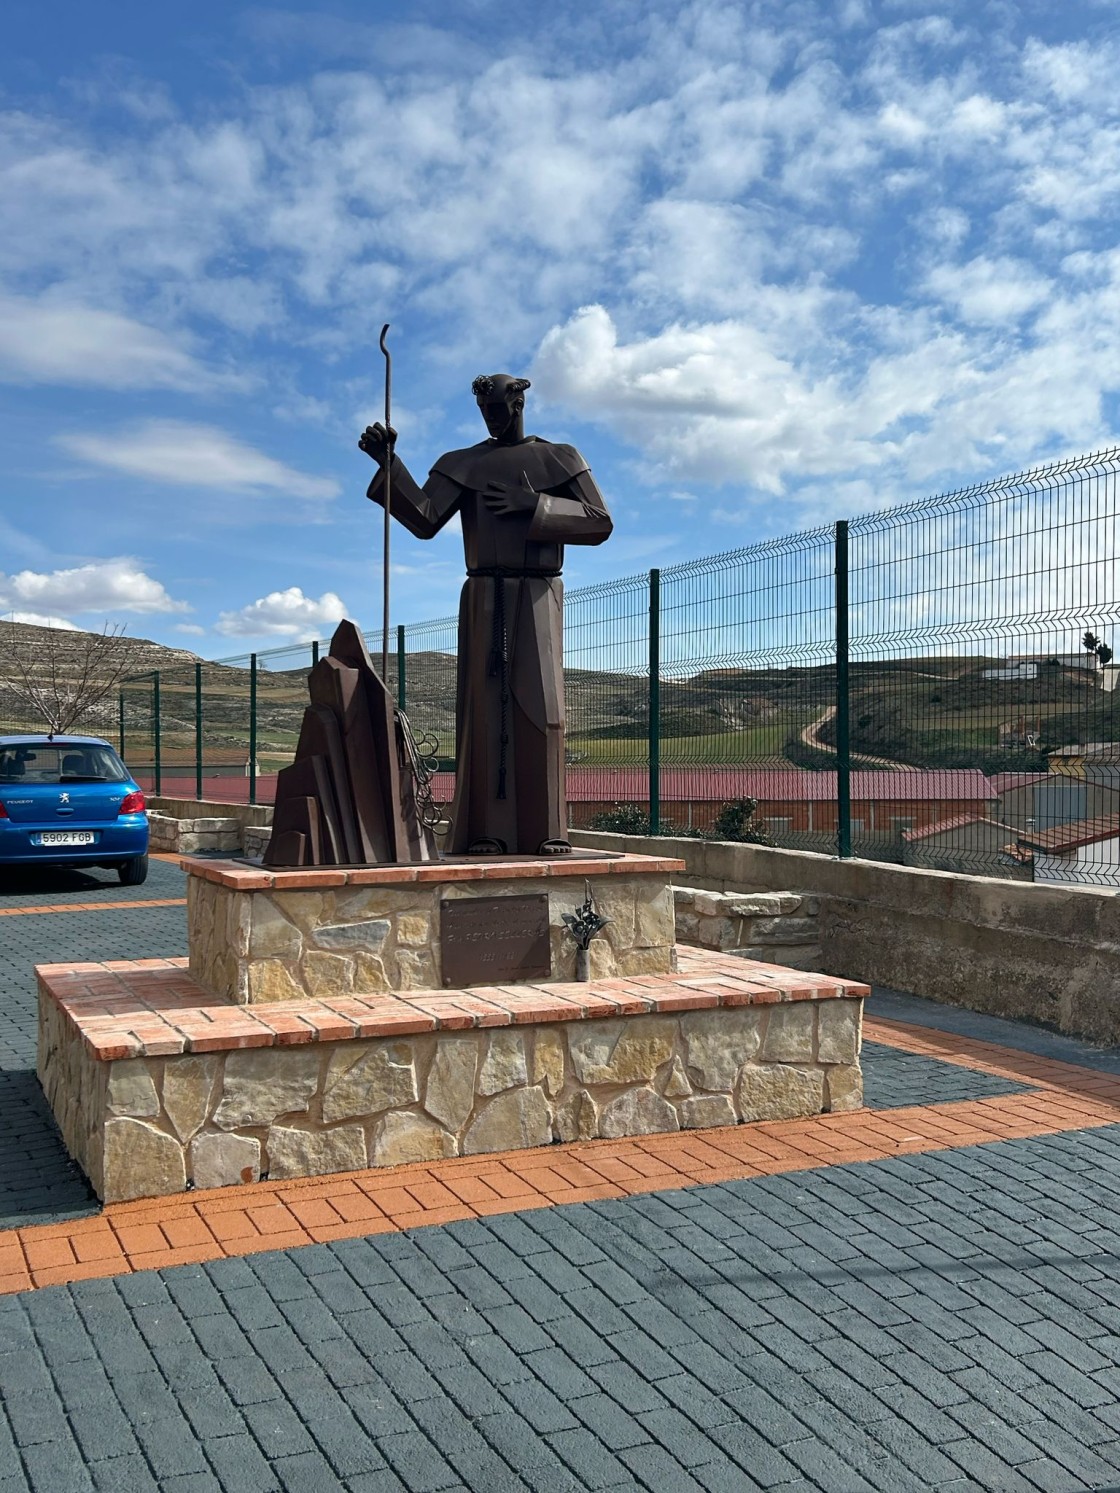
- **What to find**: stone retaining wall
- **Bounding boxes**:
[38,983,862,1203]
[573,828,1120,1045]
[673,887,822,969]
[148,813,241,855]
[148,798,273,846]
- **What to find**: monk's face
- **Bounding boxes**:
[478,391,522,441]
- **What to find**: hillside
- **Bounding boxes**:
[2,621,1115,773]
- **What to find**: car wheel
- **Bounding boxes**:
[118,855,149,886]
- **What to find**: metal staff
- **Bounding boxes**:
[379,324,392,684]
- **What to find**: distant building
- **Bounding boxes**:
[995,769,1119,831]
[1046,743,1120,778]
[983,662,1038,681]
[428,766,998,842]
[902,813,1030,879]
[1010,653,1100,672]
[1017,815,1120,886]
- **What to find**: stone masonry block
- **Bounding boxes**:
[683,1008,764,1090]
[371,1112,457,1166]
[732,945,824,971]
[102,1118,186,1203]
[737,1065,825,1122]
[106,1061,159,1119]
[479,1031,529,1096]
[249,900,302,961]
[761,1003,815,1063]
[817,1001,861,1065]
[425,1037,480,1131]
[213,1047,321,1130]
[679,1095,736,1130]
[267,1124,368,1179]
[191,1132,261,1189]
[568,1019,676,1085]
[746,917,820,946]
[599,1087,679,1139]
[826,1064,863,1113]
[163,1055,218,1143]
[462,1087,552,1155]
[322,1042,419,1122]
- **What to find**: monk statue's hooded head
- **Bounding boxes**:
[473,374,530,443]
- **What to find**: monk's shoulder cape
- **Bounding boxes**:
[430,437,589,492]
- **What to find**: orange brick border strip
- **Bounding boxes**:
[2,1017,1117,1295]
[0,899,186,918]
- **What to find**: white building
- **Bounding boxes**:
[1018,815,1120,886]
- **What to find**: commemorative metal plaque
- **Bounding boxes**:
[440,894,551,987]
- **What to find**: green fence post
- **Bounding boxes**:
[195,661,203,801]
[152,671,162,798]
[249,653,258,807]
[835,521,851,858]
[311,639,319,666]
[397,624,406,709]
[648,568,661,836]
[118,689,125,758]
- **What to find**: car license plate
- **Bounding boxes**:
[38,831,96,846]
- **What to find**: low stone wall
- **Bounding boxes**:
[243,825,271,859]
[148,813,241,856]
[573,829,1120,1045]
[674,887,822,969]
[185,854,681,1003]
[37,952,863,1202]
[149,798,273,844]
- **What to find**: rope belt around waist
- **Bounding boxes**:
[465,569,561,802]
[466,568,562,579]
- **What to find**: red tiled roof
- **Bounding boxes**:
[902,812,987,844]
[989,772,1047,794]
[1017,814,1120,854]
[430,767,996,804]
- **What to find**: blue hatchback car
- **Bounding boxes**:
[0,734,150,884]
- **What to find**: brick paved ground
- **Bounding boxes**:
[5,864,1120,1489]
[0,861,187,1228]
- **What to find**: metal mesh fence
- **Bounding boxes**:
[846,451,1120,883]
[7,447,1120,885]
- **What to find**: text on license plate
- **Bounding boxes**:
[38,832,95,846]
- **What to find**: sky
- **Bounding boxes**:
[3,0,1120,657]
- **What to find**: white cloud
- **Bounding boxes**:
[175,623,207,636]
[215,586,349,639]
[925,256,1051,326]
[0,559,189,616]
[0,293,227,391]
[57,421,340,500]
[2,611,80,630]
[7,1,1120,545]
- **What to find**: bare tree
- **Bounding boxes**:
[1,621,149,737]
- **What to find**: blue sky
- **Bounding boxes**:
[3,0,1119,655]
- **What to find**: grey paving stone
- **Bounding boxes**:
[88,1453,159,1493]
[374,1431,459,1493]
[273,1449,345,1492]
[860,1040,1034,1111]
[201,1432,282,1492]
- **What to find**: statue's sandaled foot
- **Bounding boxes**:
[538,839,573,856]
[466,837,507,856]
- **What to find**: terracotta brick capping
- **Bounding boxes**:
[179,849,688,892]
[36,946,868,1063]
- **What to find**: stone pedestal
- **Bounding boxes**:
[185,852,681,1004]
[37,949,866,1203]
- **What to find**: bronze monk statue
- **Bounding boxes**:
[360,374,613,856]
